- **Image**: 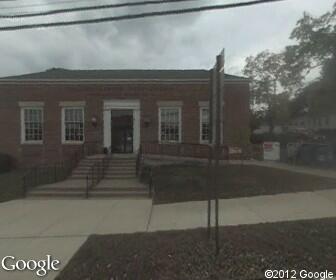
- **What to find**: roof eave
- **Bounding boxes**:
[0,78,250,84]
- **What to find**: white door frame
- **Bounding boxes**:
[103,99,140,154]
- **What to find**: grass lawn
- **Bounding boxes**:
[57,218,336,280]
[0,170,24,203]
[150,164,336,204]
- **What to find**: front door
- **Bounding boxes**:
[111,110,133,153]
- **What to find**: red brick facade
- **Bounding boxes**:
[0,79,250,168]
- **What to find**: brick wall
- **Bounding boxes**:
[0,81,250,167]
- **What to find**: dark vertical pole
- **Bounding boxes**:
[86,175,89,199]
[207,68,215,239]
[22,176,26,197]
[54,163,57,182]
[215,52,224,256]
[35,167,38,187]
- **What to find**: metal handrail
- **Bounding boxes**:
[148,167,154,198]
[85,156,107,199]
[22,147,82,197]
[136,144,143,177]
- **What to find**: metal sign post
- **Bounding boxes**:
[207,50,225,256]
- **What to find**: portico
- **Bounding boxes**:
[103,99,141,154]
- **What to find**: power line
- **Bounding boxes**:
[0,0,101,10]
[0,0,289,32]
[0,0,201,18]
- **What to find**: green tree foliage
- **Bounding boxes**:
[284,3,336,86]
[243,51,290,132]
[244,51,284,105]
[245,2,336,131]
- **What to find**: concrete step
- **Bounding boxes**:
[73,166,92,171]
[31,187,85,192]
[108,164,136,168]
[105,166,135,170]
[94,186,147,192]
[104,175,137,179]
[27,191,85,199]
[70,175,89,179]
[72,171,103,176]
[109,159,136,163]
[88,190,148,198]
[104,170,136,175]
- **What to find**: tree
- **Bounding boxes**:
[243,51,286,133]
[283,3,336,87]
[244,51,284,105]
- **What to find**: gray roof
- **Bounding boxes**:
[0,68,249,81]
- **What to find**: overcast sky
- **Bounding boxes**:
[0,0,334,77]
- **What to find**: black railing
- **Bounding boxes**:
[22,141,103,197]
[22,147,83,197]
[85,157,108,199]
[82,141,101,157]
[136,144,143,177]
[148,166,155,198]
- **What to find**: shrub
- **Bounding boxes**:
[0,154,11,173]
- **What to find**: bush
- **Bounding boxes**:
[0,154,11,173]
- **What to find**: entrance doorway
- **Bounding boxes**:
[111,110,133,153]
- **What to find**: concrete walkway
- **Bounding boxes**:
[0,199,152,280]
[1,188,336,279]
[149,189,336,231]
[239,160,336,179]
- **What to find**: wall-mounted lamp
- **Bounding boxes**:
[91,116,98,127]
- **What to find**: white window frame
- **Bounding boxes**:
[20,106,44,144]
[61,107,85,144]
[158,107,182,143]
[199,106,210,144]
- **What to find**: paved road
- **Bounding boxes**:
[1,189,336,279]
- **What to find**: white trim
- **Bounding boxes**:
[157,101,183,107]
[61,106,85,144]
[199,106,210,144]
[20,107,44,145]
[104,99,140,110]
[59,101,86,107]
[103,99,141,153]
[19,101,44,107]
[158,106,182,143]
[198,101,209,107]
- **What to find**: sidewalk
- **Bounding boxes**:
[0,199,152,280]
[148,188,336,231]
[230,160,336,179]
[1,188,336,279]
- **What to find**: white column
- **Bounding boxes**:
[133,109,140,153]
[103,110,111,152]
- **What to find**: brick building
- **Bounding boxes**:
[0,68,250,167]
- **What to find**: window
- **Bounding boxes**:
[62,107,84,143]
[200,107,209,143]
[21,108,43,144]
[159,107,181,143]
